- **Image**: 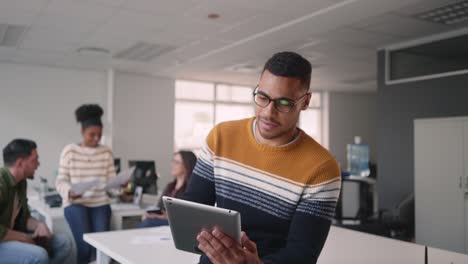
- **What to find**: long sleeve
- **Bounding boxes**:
[261,159,341,264]
[55,147,72,202]
[0,185,8,240]
[106,152,116,180]
[183,143,216,205]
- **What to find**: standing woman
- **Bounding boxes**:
[137,150,197,228]
[55,104,116,264]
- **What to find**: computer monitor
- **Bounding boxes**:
[114,158,121,174]
[128,160,158,195]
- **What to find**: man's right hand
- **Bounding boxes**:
[2,229,36,244]
[69,191,82,199]
[20,233,36,245]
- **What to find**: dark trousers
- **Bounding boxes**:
[64,204,111,264]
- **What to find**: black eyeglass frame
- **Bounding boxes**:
[252,86,310,113]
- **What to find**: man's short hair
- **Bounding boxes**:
[262,51,312,90]
[3,139,37,167]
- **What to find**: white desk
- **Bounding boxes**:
[319,226,424,264]
[428,246,468,264]
[83,225,468,264]
[110,203,145,230]
[84,226,200,264]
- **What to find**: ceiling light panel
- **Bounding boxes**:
[415,0,468,25]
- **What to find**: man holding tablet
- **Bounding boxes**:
[184,51,341,264]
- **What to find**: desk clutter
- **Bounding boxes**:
[44,192,62,208]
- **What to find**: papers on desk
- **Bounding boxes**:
[130,235,172,245]
[105,166,136,190]
[70,166,136,194]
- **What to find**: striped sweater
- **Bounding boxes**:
[184,117,341,264]
[55,144,116,207]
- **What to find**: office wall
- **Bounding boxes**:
[376,50,468,209]
[113,72,175,190]
[0,63,107,186]
[328,92,377,168]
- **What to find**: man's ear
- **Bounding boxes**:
[302,93,311,110]
[15,158,25,169]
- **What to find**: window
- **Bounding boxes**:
[174,80,325,150]
[385,30,468,84]
[299,92,323,144]
[174,81,254,150]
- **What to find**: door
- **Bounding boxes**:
[415,118,464,253]
[464,120,468,254]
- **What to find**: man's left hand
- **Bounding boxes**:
[197,228,262,264]
[34,222,52,239]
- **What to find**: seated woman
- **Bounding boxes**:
[137,150,197,228]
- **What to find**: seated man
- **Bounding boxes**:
[0,139,71,264]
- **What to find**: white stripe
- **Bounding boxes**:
[67,161,109,168]
[69,152,110,160]
[69,170,108,177]
[306,177,341,188]
[216,159,303,202]
[198,144,214,164]
[303,179,341,198]
[216,156,308,187]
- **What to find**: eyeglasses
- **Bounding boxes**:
[253,86,310,113]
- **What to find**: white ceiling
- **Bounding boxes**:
[0,0,466,91]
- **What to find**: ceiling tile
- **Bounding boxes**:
[0,46,17,62]
[0,0,50,14]
[122,0,203,17]
[35,0,116,33]
[315,27,400,49]
[0,7,38,26]
[20,27,81,53]
[352,13,451,39]
[86,0,127,8]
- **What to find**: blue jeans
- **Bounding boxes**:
[64,204,111,264]
[137,217,169,228]
[0,233,72,264]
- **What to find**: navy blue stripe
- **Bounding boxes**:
[297,208,335,219]
[193,160,214,181]
[214,179,296,215]
[214,179,296,217]
[197,157,213,170]
[298,205,336,215]
[299,200,337,208]
[215,186,294,218]
[216,190,291,220]
[194,163,213,178]
[308,197,339,201]
[297,201,337,218]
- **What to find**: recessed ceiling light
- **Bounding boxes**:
[77,47,110,56]
[207,13,220,20]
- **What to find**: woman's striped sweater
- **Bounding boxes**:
[184,117,341,264]
[55,144,116,207]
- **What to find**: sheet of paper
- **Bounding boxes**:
[70,179,100,195]
[130,235,172,245]
[105,166,136,190]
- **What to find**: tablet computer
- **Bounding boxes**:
[162,196,241,254]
